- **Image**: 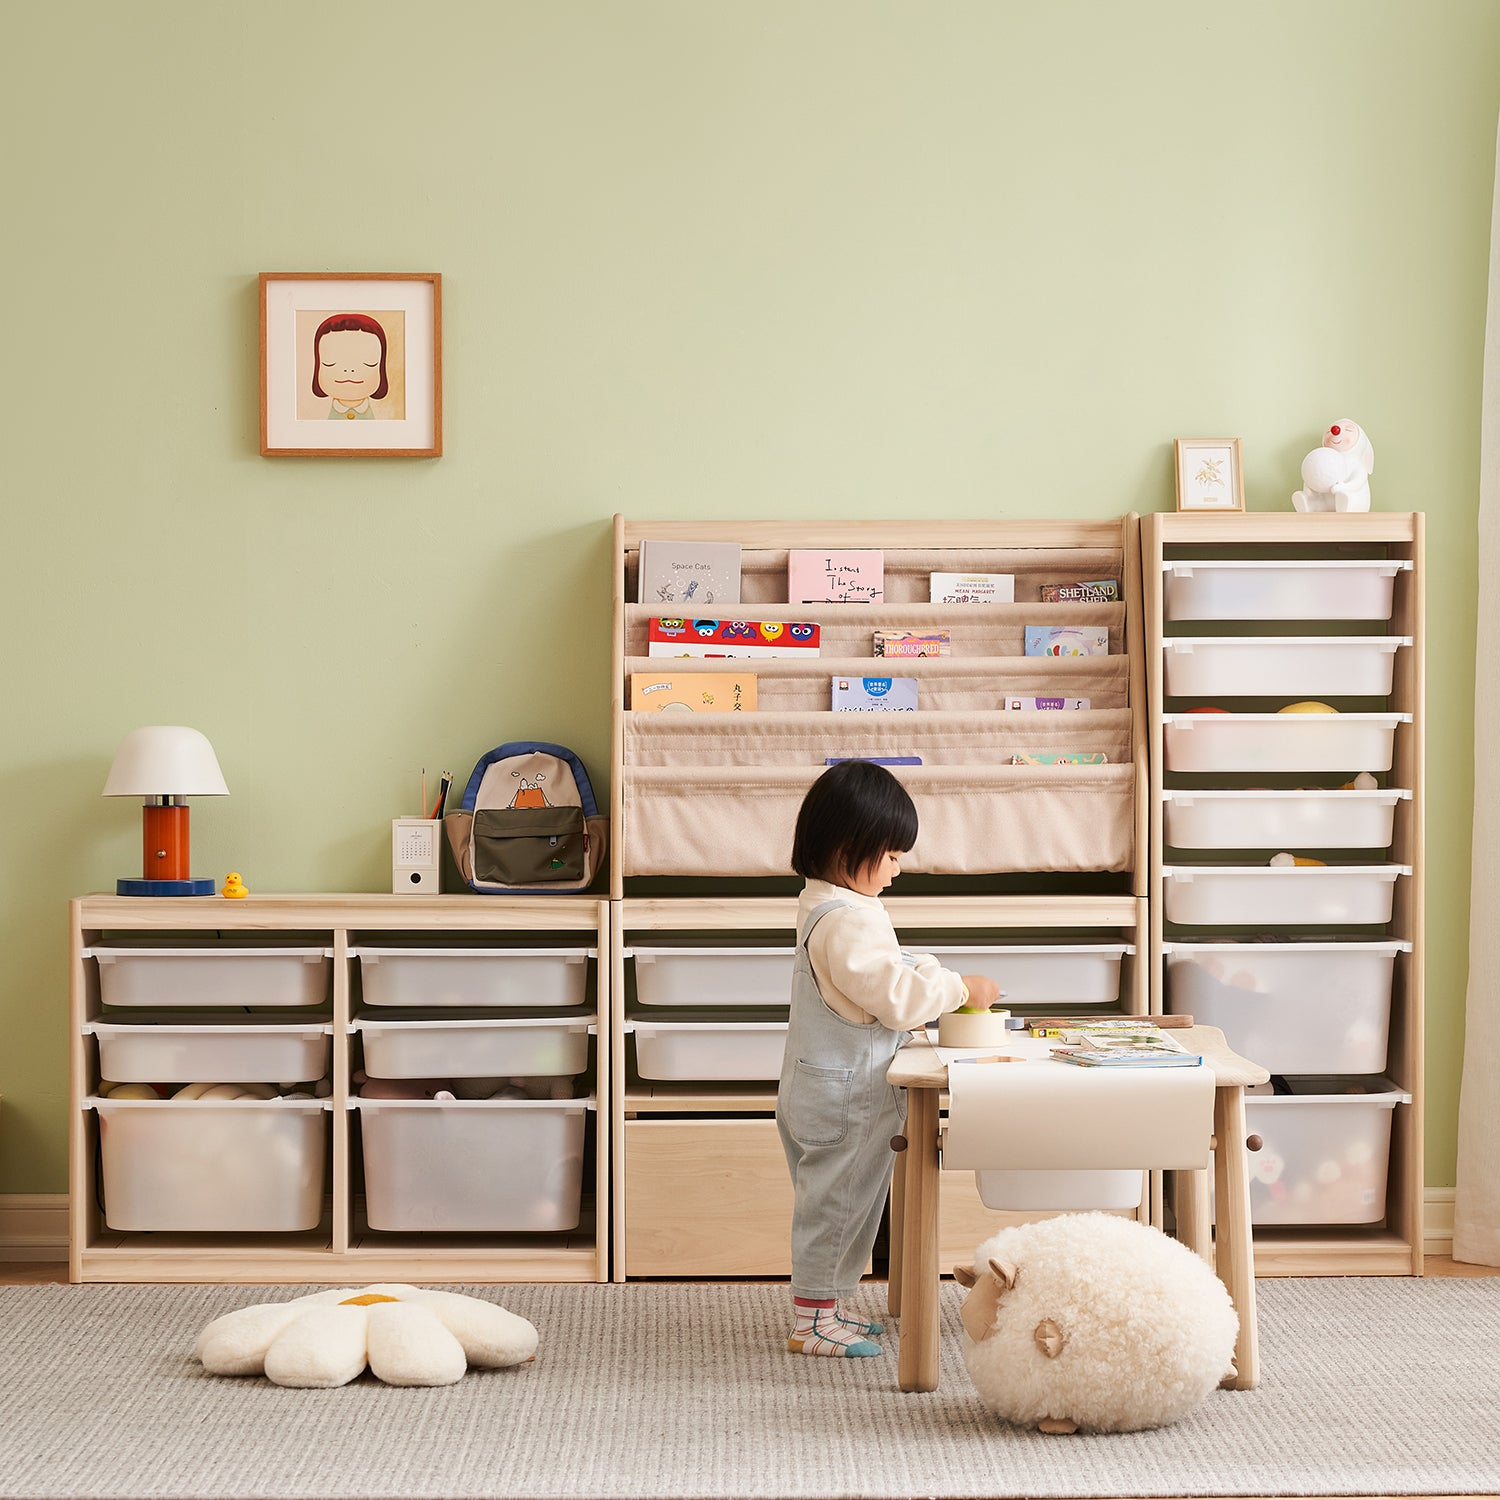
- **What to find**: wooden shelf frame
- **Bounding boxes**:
[1142,511,1424,1277]
[69,894,612,1284]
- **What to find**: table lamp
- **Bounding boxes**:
[103,726,229,895]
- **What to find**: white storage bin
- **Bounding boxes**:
[352,1015,592,1078]
[1161,559,1411,621]
[1161,712,1409,774]
[630,947,795,1008]
[355,1097,588,1232]
[355,947,592,1008]
[1244,1077,1410,1225]
[1163,941,1408,1073]
[1162,865,1409,927]
[629,1021,789,1081]
[88,946,332,1009]
[1162,636,1409,697]
[1162,789,1409,850]
[922,945,1132,1006]
[86,1017,332,1083]
[90,1097,328,1232]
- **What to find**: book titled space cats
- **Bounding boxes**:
[637,540,743,607]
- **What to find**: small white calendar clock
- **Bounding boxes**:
[392,818,441,893]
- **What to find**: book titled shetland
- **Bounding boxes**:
[1024,624,1110,657]
[1039,579,1120,604]
[637,540,742,607]
[787,550,884,604]
[630,672,757,712]
[831,676,918,712]
[929,571,1015,604]
[648,618,820,658]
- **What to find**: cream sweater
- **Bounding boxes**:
[797,879,967,1031]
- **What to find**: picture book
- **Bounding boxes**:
[1048,1022,1201,1068]
[831,676,918,712]
[825,756,923,765]
[1024,624,1110,657]
[637,539,743,607]
[787,549,884,604]
[873,628,951,658]
[929,571,1015,604]
[630,672,757,712]
[647,617,820,658]
[1039,579,1120,604]
[1009,751,1109,765]
[1004,695,1091,711]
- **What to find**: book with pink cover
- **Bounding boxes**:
[787,549,884,604]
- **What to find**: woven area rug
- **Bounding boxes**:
[2,1278,1499,1499]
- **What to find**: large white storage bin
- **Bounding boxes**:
[86,1018,332,1083]
[1161,712,1408,773]
[630,1021,789,1081]
[355,947,592,1009]
[1162,865,1408,926]
[90,1097,328,1232]
[1163,941,1407,1073]
[89,947,332,1009]
[923,945,1132,1006]
[1161,559,1411,621]
[1162,789,1409,850]
[1162,637,1409,697]
[352,1016,592,1078]
[355,1097,588,1231]
[630,947,795,1008]
[1244,1077,1410,1225]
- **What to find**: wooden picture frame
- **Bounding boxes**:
[1173,438,1244,512]
[259,273,442,457]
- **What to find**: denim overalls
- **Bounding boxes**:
[776,898,909,1301]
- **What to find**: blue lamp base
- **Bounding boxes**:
[117,877,218,896]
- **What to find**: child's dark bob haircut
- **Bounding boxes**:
[791,760,919,884]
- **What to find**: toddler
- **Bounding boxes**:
[776,760,1000,1357]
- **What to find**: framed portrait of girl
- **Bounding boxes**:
[260,273,441,456]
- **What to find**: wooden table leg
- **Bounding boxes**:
[1172,1167,1213,1268]
[897,1087,941,1393]
[887,1133,905,1319]
[1213,1084,1259,1391]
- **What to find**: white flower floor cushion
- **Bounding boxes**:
[954,1213,1238,1434]
[195,1284,539,1388]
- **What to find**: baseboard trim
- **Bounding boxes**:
[0,1194,68,1261]
[0,1189,1463,1266]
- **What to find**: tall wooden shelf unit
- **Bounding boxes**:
[69,894,611,1284]
[610,517,1152,1279]
[1143,512,1424,1277]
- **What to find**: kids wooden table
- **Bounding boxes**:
[886,1024,1269,1394]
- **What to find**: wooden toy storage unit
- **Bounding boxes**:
[611,517,1156,1278]
[69,896,610,1283]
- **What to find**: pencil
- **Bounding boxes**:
[432,772,452,820]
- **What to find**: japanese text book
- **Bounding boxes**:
[929,571,1015,604]
[630,672,757,712]
[831,676,918,711]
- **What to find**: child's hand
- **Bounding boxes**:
[960,974,1002,1009]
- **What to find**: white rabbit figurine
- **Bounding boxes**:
[1292,420,1374,512]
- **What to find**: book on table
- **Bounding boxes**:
[1048,1021,1202,1068]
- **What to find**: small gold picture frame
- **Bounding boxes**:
[1174,438,1244,512]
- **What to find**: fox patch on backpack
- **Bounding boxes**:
[445,742,607,893]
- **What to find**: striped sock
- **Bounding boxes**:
[787,1297,881,1357]
[835,1302,884,1337]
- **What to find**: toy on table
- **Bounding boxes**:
[954,1212,1237,1434]
[222,872,249,899]
[194,1283,538,1388]
[938,1004,1013,1048]
[1291,420,1374,513]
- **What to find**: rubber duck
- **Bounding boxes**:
[222,872,249,899]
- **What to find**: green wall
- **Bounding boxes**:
[3,1,1495,1196]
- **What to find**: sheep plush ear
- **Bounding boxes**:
[952,1264,978,1289]
[959,1258,1018,1343]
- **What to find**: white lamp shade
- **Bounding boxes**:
[103,726,229,797]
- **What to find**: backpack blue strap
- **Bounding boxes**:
[460,741,600,817]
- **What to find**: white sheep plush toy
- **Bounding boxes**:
[195,1284,538,1388]
[954,1213,1238,1434]
[1292,419,1375,512]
